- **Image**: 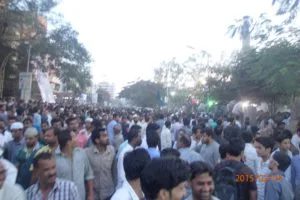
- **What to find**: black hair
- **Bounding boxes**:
[165,120,171,128]
[219,142,230,159]
[183,117,190,126]
[146,123,160,133]
[124,148,150,181]
[190,161,213,180]
[32,152,53,169]
[128,125,141,143]
[146,131,160,148]
[161,148,181,158]
[51,118,61,126]
[113,113,118,119]
[276,130,292,144]
[66,117,77,125]
[255,136,274,150]
[141,157,190,199]
[41,120,48,125]
[192,126,200,134]
[227,138,245,157]
[57,129,72,150]
[215,125,223,136]
[203,128,213,137]
[272,151,291,172]
[91,128,106,145]
[23,118,33,123]
[242,131,253,143]
[178,134,191,147]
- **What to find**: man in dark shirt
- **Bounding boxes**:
[223,116,241,142]
[213,138,257,200]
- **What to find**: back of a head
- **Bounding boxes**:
[57,129,72,150]
[179,133,191,148]
[161,148,181,158]
[276,130,292,143]
[146,123,160,134]
[219,142,229,159]
[128,125,141,143]
[272,151,291,172]
[165,120,171,128]
[183,117,190,126]
[141,157,190,200]
[146,130,160,148]
[227,138,245,157]
[124,148,150,181]
[242,131,253,143]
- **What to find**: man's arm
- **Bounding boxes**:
[85,180,94,200]
[249,190,257,200]
[83,152,94,200]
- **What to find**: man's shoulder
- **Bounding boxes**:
[55,178,76,187]
[111,186,131,200]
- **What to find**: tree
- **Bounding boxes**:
[119,80,165,108]
[272,0,299,23]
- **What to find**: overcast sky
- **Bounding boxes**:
[56,0,276,92]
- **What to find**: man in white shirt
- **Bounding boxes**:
[116,125,142,189]
[112,148,150,200]
[242,131,260,174]
[161,121,172,150]
[0,160,26,200]
[254,136,274,200]
[292,130,300,152]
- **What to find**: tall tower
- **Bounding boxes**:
[241,16,251,50]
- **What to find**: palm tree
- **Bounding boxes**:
[272,0,299,23]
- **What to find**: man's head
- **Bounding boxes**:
[189,161,215,200]
[0,161,6,189]
[124,148,150,182]
[8,116,16,128]
[66,117,78,132]
[51,118,62,129]
[113,113,120,123]
[11,122,24,141]
[57,129,77,150]
[177,134,191,149]
[269,151,291,172]
[146,130,160,148]
[23,118,33,129]
[276,131,292,152]
[44,128,59,147]
[141,157,190,200]
[165,120,171,129]
[226,138,245,161]
[32,152,56,186]
[219,142,230,160]
[41,120,49,133]
[202,128,213,144]
[128,125,142,147]
[192,126,202,140]
[242,131,253,144]
[85,117,93,130]
[113,124,122,134]
[91,128,109,146]
[146,123,161,135]
[254,136,274,158]
[161,148,181,158]
[24,127,39,148]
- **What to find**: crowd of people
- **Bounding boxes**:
[0,99,299,200]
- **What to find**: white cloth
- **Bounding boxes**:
[161,127,172,150]
[116,144,133,189]
[244,143,260,174]
[0,131,13,149]
[111,181,141,200]
[256,158,271,200]
[0,182,26,200]
[1,159,17,184]
[292,134,300,152]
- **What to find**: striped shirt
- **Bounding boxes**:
[26,178,80,200]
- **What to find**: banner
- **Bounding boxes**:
[19,72,32,102]
[35,70,55,103]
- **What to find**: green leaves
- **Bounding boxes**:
[119,81,165,108]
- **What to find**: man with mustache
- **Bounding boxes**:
[26,151,80,200]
